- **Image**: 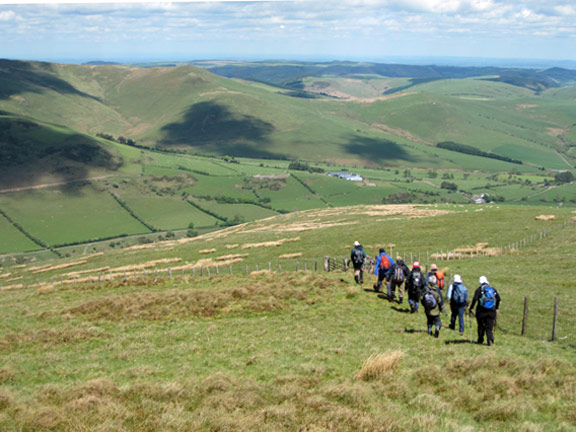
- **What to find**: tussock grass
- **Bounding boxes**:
[357,351,405,381]
[64,273,342,321]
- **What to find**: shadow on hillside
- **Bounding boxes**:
[0,118,123,193]
[160,101,282,159]
[391,306,411,313]
[403,328,428,334]
[342,136,414,163]
[0,60,102,102]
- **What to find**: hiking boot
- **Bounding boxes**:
[448,325,455,331]
[487,340,494,346]
[398,297,403,304]
[434,329,440,338]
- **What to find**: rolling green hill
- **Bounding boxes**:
[1,59,575,172]
[0,59,575,257]
[0,204,575,431]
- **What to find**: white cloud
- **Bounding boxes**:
[0,9,17,20]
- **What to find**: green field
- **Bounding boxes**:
[0,204,575,431]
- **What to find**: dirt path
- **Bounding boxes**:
[0,176,113,194]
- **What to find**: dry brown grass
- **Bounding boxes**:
[535,214,556,221]
[357,351,405,381]
[241,237,301,249]
[0,328,112,352]
[0,272,11,279]
[199,248,217,254]
[31,260,87,274]
[225,244,239,249]
[279,252,302,259]
[65,273,343,321]
[215,254,249,261]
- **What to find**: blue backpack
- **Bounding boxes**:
[479,285,496,309]
[452,283,468,304]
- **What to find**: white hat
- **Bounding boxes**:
[454,274,462,283]
[479,275,489,285]
[354,241,360,247]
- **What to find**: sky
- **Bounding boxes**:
[1,0,575,66]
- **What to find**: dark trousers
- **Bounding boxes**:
[476,308,496,345]
[375,271,388,291]
[353,264,364,284]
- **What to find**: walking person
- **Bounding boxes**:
[373,248,394,293]
[447,274,468,336]
[350,241,367,284]
[468,276,501,346]
[389,257,410,303]
[406,261,426,313]
[421,283,444,338]
[426,263,445,307]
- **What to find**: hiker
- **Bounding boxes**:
[350,241,367,284]
[373,248,395,293]
[426,263,445,306]
[421,283,444,338]
[406,261,426,313]
[389,257,410,303]
[468,276,501,346]
[447,274,468,335]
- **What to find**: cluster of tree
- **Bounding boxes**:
[288,161,325,173]
[195,194,274,211]
[554,171,574,184]
[382,192,416,204]
[97,133,136,147]
[440,181,458,192]
[437,141,523,165]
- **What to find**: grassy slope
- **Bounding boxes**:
[0,204,574,431]
[0,60,574,171]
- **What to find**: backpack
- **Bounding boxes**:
[436,270,445,289]
[422,289,438,310]
[410,270,423,292]
[392,264,405,283]
[352,248,364,265]
[479,285,496,309]
[452,283,468,304]
[378,254,391,271]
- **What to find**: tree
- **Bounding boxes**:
[554,171,574,184]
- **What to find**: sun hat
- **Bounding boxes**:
[413,261,420,268]
[354,241,360,247]
[479,276,489,285]
[454,274,462,283]
[430,264,438,270]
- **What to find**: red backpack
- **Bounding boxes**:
[378,254,391,271]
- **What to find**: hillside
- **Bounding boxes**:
[0,204,575,431]
[0,59,575,172]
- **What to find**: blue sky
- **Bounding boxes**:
[1,0,575,65]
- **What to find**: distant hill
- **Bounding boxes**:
[191,60,576,91]
[0,59,575,176]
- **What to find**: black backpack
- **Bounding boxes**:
[410,270,423,293]
[352,248,364,265]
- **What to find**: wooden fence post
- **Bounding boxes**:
[324,256,329,272]
[521,297,528,336]
[552,296,559,341]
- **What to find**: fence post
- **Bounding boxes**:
[552,296,559,341]
[314,261,318,272]
[324,256,330,272]
[521,297,528,336]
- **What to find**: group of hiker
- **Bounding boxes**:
[351,241,501,346]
